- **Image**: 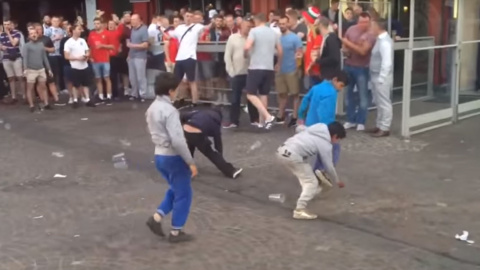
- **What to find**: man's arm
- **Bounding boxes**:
[297,89,313,121]
[244,30,255,58]
[342,37,373,56]
[22,44,28,70]
[164,35,172,62]
[42,48,51,71]
[128,29,149,49]
[212,128,223,154]
[316,94,336,125]
[317,144,339,183]
[275,37,283,70]
[224,36,235,77]
[8,32,19,47]
[378,39,393,84]
[166,111,195,165]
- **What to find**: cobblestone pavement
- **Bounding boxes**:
[0,102,479,270]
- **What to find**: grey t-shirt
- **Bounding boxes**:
[129,24,149,59]
[247,25,279,70]
[292,22,308,41]
[22,40,51,70]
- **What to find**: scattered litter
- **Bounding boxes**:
[54,174,67,178]
[224,190,230,192]
[0,119,3,124]
[71,260,84,266]
[436,202,448,207]
[443,178,453,182]
[80,118,89,121]
[460,140,465,144]
[4,123,11,130]
[455,231,474,244]
[74,234,80,238]
[119,139,131,147]
[112,153,128,169]
[268,193,285,203]
[132,103,138,110]
[350,202,355,205]
[51,152,65,158]
[404,139,410,143]
[33,215,44,219]
[248,141,262,152]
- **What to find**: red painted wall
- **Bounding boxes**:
[250,0,278,14]
[132,1,157,23]
[97,0,114,18]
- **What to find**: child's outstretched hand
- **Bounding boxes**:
[337,181,345,188]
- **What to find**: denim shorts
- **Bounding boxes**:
[92,62,111,78]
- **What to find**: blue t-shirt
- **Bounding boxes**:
[0,30,22,60]
[298,80,338,127]
[279,32,302,74]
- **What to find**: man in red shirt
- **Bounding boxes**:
[164,15,182,73]
[302,6,323,88]
[107,19,123,99]
[88,17,114,104]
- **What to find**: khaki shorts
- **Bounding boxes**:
[275,71,300,95]
[2,58,23,78]
[25,69,47,83]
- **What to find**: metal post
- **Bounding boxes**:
[387,1,391,36]
[452,0,463,122]
[337,0,345,116]
[401,0,415,138]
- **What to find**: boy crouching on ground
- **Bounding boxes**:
[276,122,346,220]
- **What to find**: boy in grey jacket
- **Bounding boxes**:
[145,72,198,243]
[277,121,346,220]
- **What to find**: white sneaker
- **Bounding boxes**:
[68,98,73,104]
[232,168,243,179]
[293,209,318,220]
[344,122,356,129]
[356,124,365,131]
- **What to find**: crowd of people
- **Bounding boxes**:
[0,1,395,242]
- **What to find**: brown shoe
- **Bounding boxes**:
[371,130,390,137]
[366,127,380,133]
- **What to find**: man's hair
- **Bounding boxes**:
[359,12,371,19]
[286,9,299,18]
[318,17,330,28]
[253,13,266,22]
[328,121,347,139]
[333,70,349,85]
[345,7,353,13]
[193,10,203,16]
[270,9,280,16]
[374,18,388,30]
[93,17,102,23]
[224,14,234,19]
[213,14,224,20]
[154,72,180,96]
[331,0,339,4]
[279,16,289,22]
[32,22,42,28]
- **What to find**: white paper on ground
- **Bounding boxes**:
[455,230,475,244]
[54,174,67,178]
[80,118,88,121]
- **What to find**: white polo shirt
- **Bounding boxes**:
[64,37,89,70]
[171,23,204,61]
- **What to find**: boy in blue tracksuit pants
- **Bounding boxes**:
[145,72,198,243]
[297,70,348,186]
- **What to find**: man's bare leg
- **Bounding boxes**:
[292,94,300,119]
[7,78,16,101]
[26,82,35,109]
[189,81,199,104]
[277,93,288,118]
[247,94,273,125]
[37,82,49,106]
[96,79,104,100]
[104,77,112,99]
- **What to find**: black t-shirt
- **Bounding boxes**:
[292,23,308,42]
[59,37,70,67]
[40,35,54,49]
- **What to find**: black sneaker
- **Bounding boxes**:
[29,106,35,113]
[146,216,165,237]
[105,98,113,106]
[275,116,285,125]
[43,104,53,110]
[168,231,194,243]
[72,102,79,109]
[288,117,297,128]
[86,100,96,107]
[54,101,66,106]
[95,98,105,106]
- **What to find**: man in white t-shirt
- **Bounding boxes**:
[168,10,205,104]
[64,25,95,108]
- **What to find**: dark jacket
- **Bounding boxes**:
[180,106,223,154]
[316,33,341,80]
[322,8,339,25]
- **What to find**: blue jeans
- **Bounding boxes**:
[155,155,192,230]
[92,62,111,78]
[314,143,341,171]
[344,65,369,125]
